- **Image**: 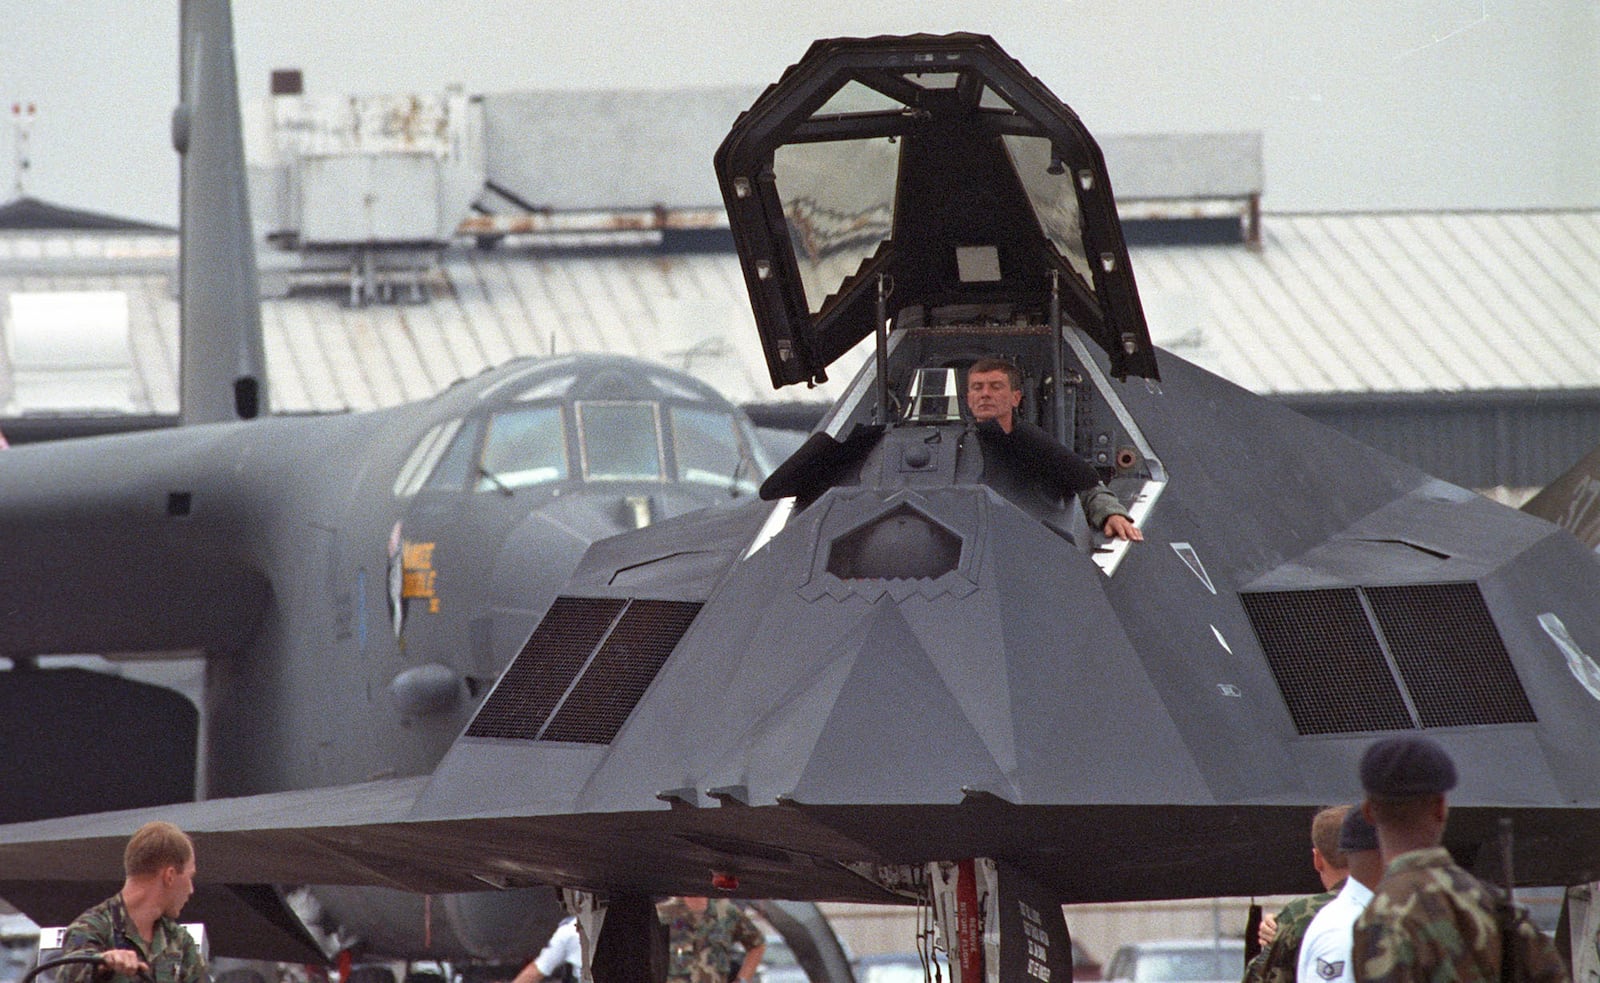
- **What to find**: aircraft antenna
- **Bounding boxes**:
[10,101,35,199]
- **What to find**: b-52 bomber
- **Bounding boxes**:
[7,31,1600,983]
[0,351,775,957]
[0,0,778,969]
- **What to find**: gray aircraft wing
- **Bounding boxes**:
[0,780,444,891]
[0,780,427,962]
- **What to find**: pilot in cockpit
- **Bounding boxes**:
[965,357,1144,543]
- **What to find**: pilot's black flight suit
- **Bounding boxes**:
[972,418,1130,532]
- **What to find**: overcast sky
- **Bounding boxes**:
[3,1,1598,226]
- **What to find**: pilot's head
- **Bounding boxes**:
[966,358,1023,433]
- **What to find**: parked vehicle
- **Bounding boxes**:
[1104,938,1246,983]
[852,938,1100,983]
[852,952,949,983]
[758,930,809,983]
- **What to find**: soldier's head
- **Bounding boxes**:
[125,821,193,878]
[966,358,1023,432]
[1359,736,1456,855]
[124,821,197,918]
[1338,804,1384,889]
[1309,805,1350,889]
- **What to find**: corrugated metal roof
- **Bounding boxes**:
[4,210,1600,418]
[1137,211,1600,394]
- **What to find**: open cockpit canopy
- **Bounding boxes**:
[716,33,1157,389]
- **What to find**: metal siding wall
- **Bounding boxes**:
[1283,396,1600,489]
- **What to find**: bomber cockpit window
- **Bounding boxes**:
[422,417,483,492]
[514,374,577,401]
[767,68,1098,318]
[670,406,762,495]
[479,406,569,490]
[775,69,904,315]
[394,419,464,498]
[576,401,664,481]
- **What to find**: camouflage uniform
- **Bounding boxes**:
[656,899,763,983]
[1244,885,1342,983]
[57,894,207,983]
[1351,846,1566,983]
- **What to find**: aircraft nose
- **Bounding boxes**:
[389,663,465,716]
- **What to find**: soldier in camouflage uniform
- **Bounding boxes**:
[58,822,207,983]
[1351,736,1567,983]
[656,897,765,983]
[1244,806,1353,983]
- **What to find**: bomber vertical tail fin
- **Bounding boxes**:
[174,0,267,424]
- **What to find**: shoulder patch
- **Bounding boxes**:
[1316,957,1345,980]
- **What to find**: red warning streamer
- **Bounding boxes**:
[956,858,983,980]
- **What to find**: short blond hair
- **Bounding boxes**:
[124,821,193,878]
[1310,805,1349,869]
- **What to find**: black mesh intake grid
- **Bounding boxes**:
[1240,588,1414,735]
[540,599,704,744]
[1242,582,1537,736]
[465,597,625,740]
[1366,583,1535,728]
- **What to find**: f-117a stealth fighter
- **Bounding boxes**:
[6,31,1600,983]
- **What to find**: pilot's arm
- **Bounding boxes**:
[1081,486,1142,542]
[1048,448,1143,541]
[1102,513,1143,542]
[978,419,1144,541]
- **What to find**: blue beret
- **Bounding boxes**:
[1339,805,1379,852]
[1359,736,1457,798]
